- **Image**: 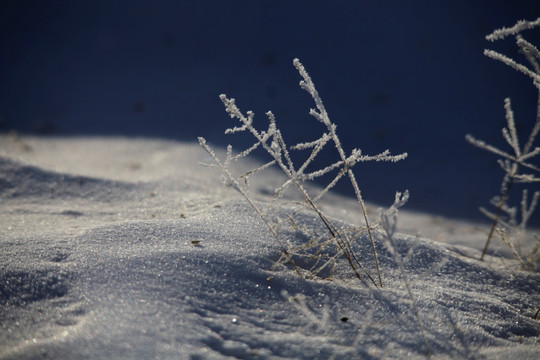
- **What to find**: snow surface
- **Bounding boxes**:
[0,135,538,359]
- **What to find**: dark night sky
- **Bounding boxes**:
[1,0,539,223]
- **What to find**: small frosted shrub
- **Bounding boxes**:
[199,59,407,287]
[466,18,540,267]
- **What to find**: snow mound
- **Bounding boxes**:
[0,138,539,359]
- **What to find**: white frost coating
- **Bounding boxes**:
[486,18,540,41]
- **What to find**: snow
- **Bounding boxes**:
[1,135,538,359]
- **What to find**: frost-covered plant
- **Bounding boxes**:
[199,59,407,287]
[379,190,431,358]
[466,18,540,263]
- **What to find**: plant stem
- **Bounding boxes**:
[480,175,514,261]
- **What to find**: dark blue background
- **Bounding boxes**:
[1,1,539,224]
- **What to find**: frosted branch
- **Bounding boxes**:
[486,18,540,42]
[484,49,540,83]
